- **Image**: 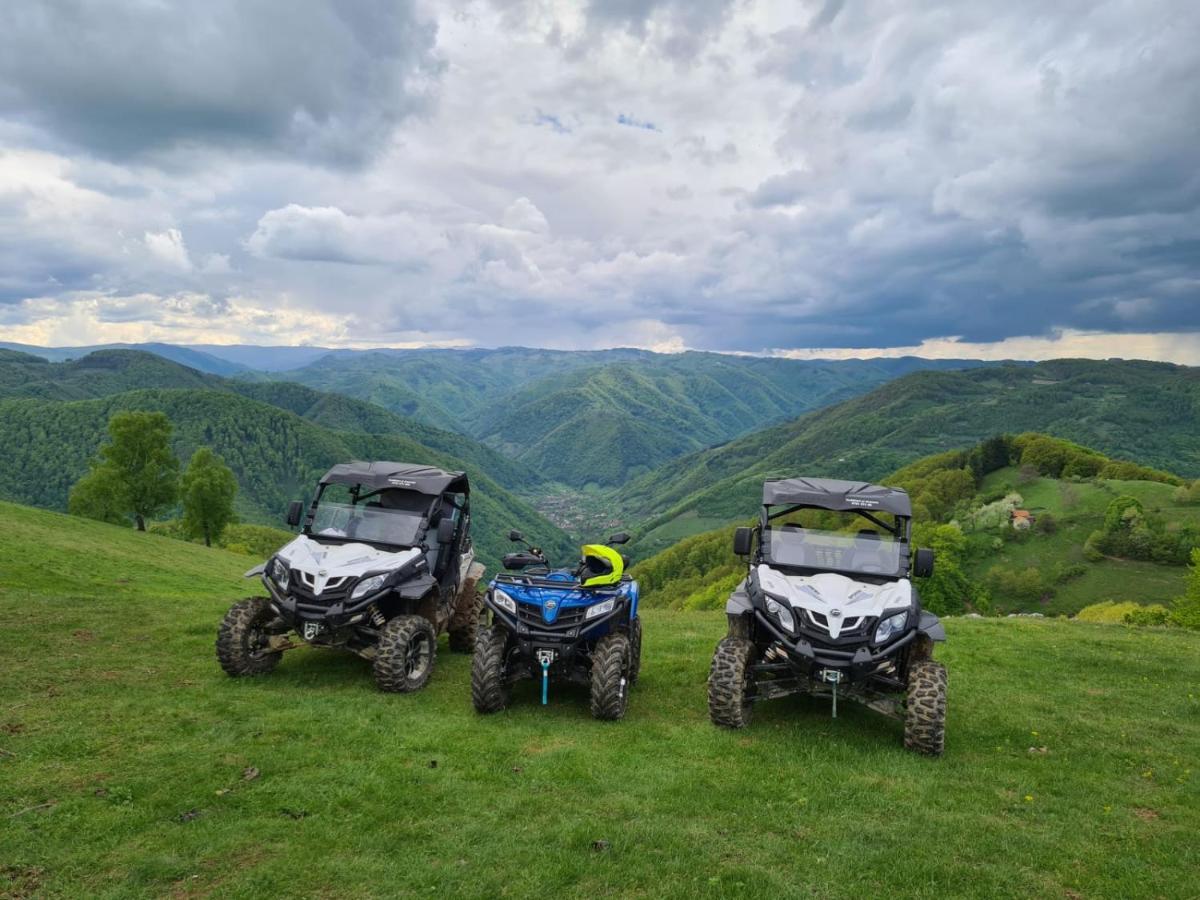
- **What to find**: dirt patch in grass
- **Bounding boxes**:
[521,737,576,755]
[0,865,46,899]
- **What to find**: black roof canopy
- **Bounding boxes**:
[319,461,469,496]
[762,477,912,517]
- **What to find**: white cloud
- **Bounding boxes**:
[143,228,192,271]
[771,329,1200,367]
[245,204,447,267]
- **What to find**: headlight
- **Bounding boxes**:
[492,589,516,614]
[352,574,388,600]
[874,611,909,644]
[270,558,289,592]
[765,597,795,632]
[584,598,616,620]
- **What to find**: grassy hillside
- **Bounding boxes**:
[2,502,1198,898]
[0,390,571,573]
[967,468,1200,615]
[620,359,1200,543]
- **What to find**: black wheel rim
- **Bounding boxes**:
[405,633,431,680]
[246,621,269,659]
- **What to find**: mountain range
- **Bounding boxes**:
[1,343,1196,580]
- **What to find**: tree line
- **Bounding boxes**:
[69,410,237,546]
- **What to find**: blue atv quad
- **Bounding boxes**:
[472,530,641,720]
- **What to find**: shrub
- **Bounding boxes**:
[1123,605,1170,627]
[1054,562,1087,583]
[1170,548,1200,631]
[985,565,1051,608]
[1076,601,1143,623]
[1082,531,1106,561]
[219,524,294,558]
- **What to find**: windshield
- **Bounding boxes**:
[761,526,904,578]
[310,499,427,547]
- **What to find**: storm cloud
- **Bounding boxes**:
[0,0,1197,359]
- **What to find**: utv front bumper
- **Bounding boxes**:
[263,577,381,634]
[752,609,917,680]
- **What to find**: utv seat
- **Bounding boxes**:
[851,530,888,573]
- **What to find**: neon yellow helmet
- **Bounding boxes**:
[579,543,624,587]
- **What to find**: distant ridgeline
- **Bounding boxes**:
[631,433,1200,619]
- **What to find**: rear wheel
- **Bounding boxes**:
[589,633,631,721]
[374,615,437,693]
[216,597,282,677]
[448,590,482,654]
[904,659,947,756]
[708,637,755,728]
[471,625,512,713]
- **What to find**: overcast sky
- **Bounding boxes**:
[1,0,1197,361]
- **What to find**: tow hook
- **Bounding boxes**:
[820,669,844,718]
[536,650,555,705]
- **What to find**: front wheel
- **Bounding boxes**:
[216,597,282,677]
[708,636,755,728]
[904,659,948,756]
[628,617,642,685]
[471,625,512,713]
[590,632,631,721]
[374,615,437,693]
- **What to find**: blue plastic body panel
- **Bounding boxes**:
[489,569,638,638]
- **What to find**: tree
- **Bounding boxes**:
[1170,548,1200,631]
[71,410,179,531]
[912,523,977,616]
[1103,495,1144,533]
[68,465,128,525]
[181,447,238,547]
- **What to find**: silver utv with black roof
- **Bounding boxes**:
[216,462,485,692]
[708,477,948,755]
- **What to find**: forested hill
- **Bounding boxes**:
[619,358,1200,546]
[0,390,571,571]
[0,348,540,491]
[274,349,996,486]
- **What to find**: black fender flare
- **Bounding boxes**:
[918,610,946,642]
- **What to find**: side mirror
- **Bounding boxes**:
[286,501,303,527]
[733,527,753,556]
[608,532,630,545]
[508,530,524,542]
[438,517,456,544]
[913,548,935,578]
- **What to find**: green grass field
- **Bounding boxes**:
[2,502,1199,899]
[969,470,1198,615]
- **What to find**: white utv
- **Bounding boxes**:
[708,477,948,755]
[216,462,485,692]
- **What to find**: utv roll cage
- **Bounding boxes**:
[286,461,470,555]
[734,477,932,579]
